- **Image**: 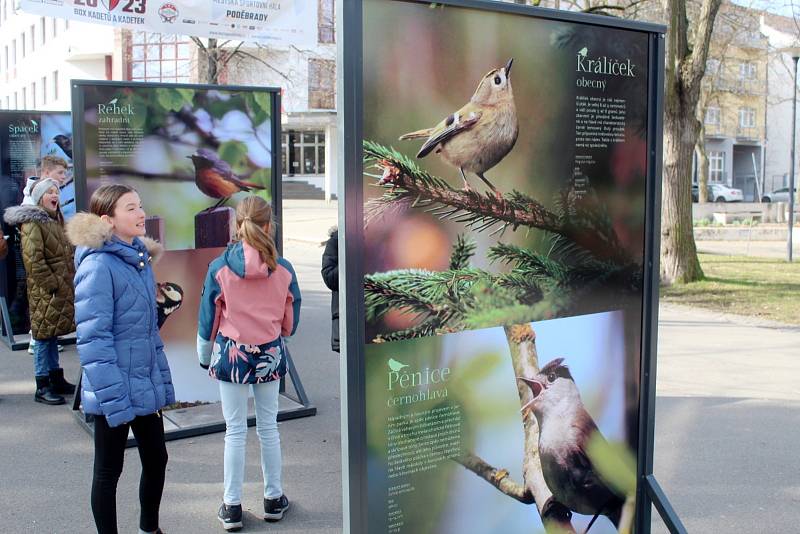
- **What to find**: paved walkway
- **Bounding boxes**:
[1,203,798,532]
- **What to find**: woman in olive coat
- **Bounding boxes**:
[4,178,75,404]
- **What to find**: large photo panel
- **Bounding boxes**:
[0,110,72,334]
[357,0,655,532]
[73,81,280,403]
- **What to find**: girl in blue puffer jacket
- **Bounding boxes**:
[67,183,173,534]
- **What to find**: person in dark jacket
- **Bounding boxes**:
[321,227,339,353]
[67,183,172,534]
[3,178,75,405]
[198,195,300,530]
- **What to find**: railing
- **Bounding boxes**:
[736,126,760,141]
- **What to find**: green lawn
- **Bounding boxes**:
[660,254,800,325]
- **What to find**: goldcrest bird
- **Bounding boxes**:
[517,358,624,527]
[399,58,518,199]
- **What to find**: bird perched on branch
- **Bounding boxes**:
[518,358,624,529]
[189,148,266,209]
[399,58,518,199]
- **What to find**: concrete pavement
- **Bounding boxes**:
[1,201,798,532]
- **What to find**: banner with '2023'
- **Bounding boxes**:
[18,0,317,48]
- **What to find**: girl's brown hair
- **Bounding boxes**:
[90,183,137,218]
[236,195,277,270]
[32,178,64,225]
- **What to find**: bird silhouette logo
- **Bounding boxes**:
[399,58,518,199]
[108,98,118,105]
[387,358,409,372]
[188,148,266,210]
[578,47,588,57]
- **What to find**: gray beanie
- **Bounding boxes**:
[29,178,60,207]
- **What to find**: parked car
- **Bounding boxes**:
[708,183,743,202]
[761,187,797,203]
[692,183,743,202]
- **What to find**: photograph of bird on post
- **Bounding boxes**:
[354,0,660,533]
[75,82,275,251]
[71,81,280,406]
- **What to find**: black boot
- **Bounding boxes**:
[49,368,76,395]
[35,376,65,405]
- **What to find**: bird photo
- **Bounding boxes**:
[155,281,184,329]
[399,58,518,199]
[189,148,267,210]
[518,358,624,529]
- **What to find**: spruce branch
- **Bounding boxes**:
[364,141,631,263]
[449,234,476,270]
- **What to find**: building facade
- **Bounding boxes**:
[0,3,114,112]
[1,0,338,201]
[698,6,769,201]
[761,13,800,199]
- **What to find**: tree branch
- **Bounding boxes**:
[456,452,535,504]
[235,50,292,83]
[364,141,629,263]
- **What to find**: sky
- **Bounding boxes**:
[733,0,796,18]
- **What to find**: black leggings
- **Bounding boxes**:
[91,413,168,534]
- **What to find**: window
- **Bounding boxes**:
[709,151,725,183]
[30,25,35,52]
[21,32,26,58]
[308,58,335,109]
[318,0,334,44]
[31,82,36,108]
[282,131,325,176]
[41,76,47,105]
[13,92,18,109]
[40,18,45,45]
[129,32,191,83]
[739,61,756,80]
[738,107,756,128]
[705,107,720,126]
[52,70,58,100]
[21,87,26,109]
[11,39,15,66]
[52,18,57,37]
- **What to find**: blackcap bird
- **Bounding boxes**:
[399,58,518,200]
[518,358,624,527]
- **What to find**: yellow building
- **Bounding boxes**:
[699,5,768,201]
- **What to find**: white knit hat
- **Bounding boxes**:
[29,178,59,207]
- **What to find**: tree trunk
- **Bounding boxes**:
[697,131,709,204]
[207,38,219,84]
[661,95,704,284]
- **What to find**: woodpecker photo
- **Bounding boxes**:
[156,282,184,329]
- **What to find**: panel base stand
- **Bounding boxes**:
[644,474,687,534]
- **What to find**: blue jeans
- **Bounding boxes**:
[33,337,59,377]
[219,380,282,505]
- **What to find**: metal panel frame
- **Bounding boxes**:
[340,0,683,532]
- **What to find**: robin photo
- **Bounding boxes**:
[189,148,266,209]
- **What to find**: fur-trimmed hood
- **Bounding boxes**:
[4,204,57,226]
[66,212,163,265]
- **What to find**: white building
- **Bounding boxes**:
[761,13,800,196]
[0,0,338,200]
[0,3,114,112]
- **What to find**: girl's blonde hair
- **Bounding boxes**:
[236,195,277,270]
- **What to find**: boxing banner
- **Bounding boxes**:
[18,0,317,48]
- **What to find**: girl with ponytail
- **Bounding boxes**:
[197,195,301,530]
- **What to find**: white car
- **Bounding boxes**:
[761,187,797,203]
[709,183,743,203]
